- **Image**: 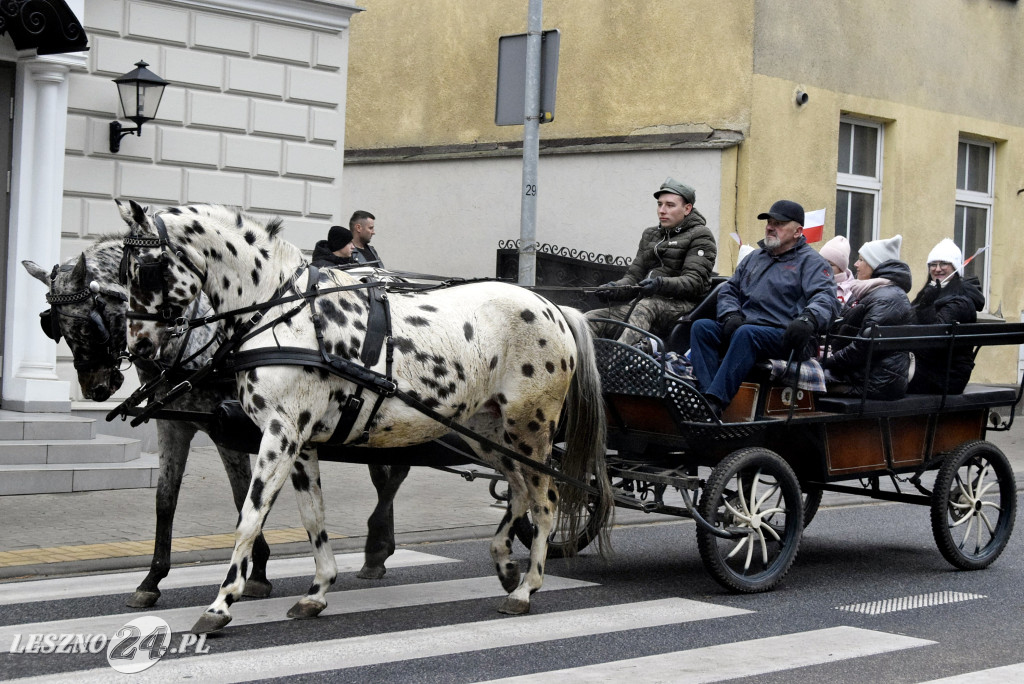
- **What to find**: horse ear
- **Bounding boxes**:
[128,200,150,230]
[70,253,88,287]
[115,199,134,227]
[21,260,50,286]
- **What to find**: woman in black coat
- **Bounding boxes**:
[822,235,914,399]
[908,239,985,394]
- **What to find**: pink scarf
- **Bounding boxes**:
[845,277,891,306]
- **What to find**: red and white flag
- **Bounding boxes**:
[802,209,825,243]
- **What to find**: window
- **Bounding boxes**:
[835,117,883,255]
[954,139,993,304]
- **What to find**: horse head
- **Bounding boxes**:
[118,199,208,361]
[22,250,129,401]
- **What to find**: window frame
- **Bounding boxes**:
[954,137,995,306]
[835,116,884,249]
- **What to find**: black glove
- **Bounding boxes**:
[594,281,617,303]
[638,277,661,296]
[719,313,745,347]
[917,282,941,306]
[783,314,817,360]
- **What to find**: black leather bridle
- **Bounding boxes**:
[120,213,207,323]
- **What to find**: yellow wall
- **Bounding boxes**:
[345,0,1024,382]
[345,0,755,149]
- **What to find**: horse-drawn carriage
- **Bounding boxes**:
[28,200,1024,635]
[586,319,1022,592]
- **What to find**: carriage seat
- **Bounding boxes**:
[815,383,1017,417]
[665,279,728,352]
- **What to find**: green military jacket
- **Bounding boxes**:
[608,208,717,303]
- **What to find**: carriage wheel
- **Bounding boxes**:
[802,486,823,528]
[696,448,803,593]
[930,441,1016,571]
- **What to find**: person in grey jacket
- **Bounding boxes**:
[587,178,717,346]
[690,200,839,418]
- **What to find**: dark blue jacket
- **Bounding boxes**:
[716,236,839,331]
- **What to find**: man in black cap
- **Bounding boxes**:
[311,225,355,268]
[586,177,717,346]
[689,199,839,418]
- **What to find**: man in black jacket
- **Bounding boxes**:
[587,178,718,346]
[349,210,384,267]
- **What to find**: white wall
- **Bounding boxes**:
[55,0,360,403]
[340,148,724,278]
[61,0,360,261]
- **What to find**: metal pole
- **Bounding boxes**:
[518,0,542,286]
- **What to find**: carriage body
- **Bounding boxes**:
[592,321,1024,593]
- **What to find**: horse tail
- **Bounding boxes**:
[556,306,614,556]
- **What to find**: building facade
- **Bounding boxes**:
[342,0,1024,382]
[1,0,361,410]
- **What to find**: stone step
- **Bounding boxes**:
[0,433,141,466]
[0,410,96,441]
[0,452,159,496]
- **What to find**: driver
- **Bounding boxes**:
[586,178,717,346]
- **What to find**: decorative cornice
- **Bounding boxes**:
[346,129,745,164]
[163,0,363,32]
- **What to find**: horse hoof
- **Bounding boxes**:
[357,564,386,580]
[497,597,530,615]
[286,598,326,620]
[243,579,273,598]
[192,612,232,634]
[126,591,160,609]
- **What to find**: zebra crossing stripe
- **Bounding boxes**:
[0,549,455,605]
[10,598,750,683]
[835,591,986,616]
[0,574,596,647]
[480,626,935,683]
[918,663,1024,683]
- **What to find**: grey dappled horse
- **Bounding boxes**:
[119,201,612,634]
[23,235,410,608]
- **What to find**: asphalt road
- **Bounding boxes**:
[1,495,1022,683]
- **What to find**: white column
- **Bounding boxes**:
[1,57,77,412]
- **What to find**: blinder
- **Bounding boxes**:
[39,308,60,342]
[42,264,127,371]
[121,213,207,323]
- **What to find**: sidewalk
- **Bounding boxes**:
[2,418,1023,582]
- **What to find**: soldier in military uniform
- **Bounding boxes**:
[587,178,718,346]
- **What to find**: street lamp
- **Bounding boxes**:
[108,60,168,153]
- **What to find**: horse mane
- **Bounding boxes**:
[158,204,285,242]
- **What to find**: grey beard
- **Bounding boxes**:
[764,236,781,251]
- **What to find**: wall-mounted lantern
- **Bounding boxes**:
[108,60,168,153]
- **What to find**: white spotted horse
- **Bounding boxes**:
[22,230,412,609]
[118,200,613,634]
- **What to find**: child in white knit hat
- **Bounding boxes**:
[819,235,854,304]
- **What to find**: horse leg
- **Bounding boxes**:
[286,450,339,619]
[491,465,530,597]
[499,468,557,615]
[216,445,273,598]
[191,429,299,634]
[358,463,410,579]
[128,420,192,608]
